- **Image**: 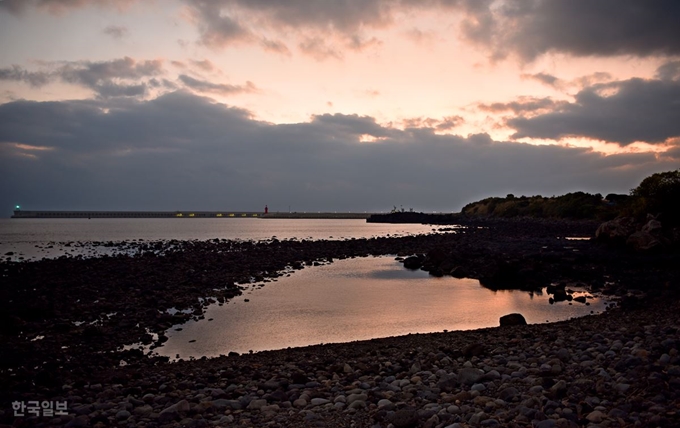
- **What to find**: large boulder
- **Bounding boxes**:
[595,217,636,242]
[499,313,527,326]
[642,219,663,236]
[626,231,662,252]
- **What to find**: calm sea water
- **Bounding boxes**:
[1,219,607,355]
[152,256,606,359]
[0,218,438,260]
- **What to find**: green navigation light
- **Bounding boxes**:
[15,205,20,209]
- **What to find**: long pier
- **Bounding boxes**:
[10,210,374,219]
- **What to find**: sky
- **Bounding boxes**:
[0,0,679,216]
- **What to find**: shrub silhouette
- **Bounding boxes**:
[630,169,680,225]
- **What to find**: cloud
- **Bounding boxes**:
[298,37,343,61]
[402,116,464,131]
[522,72,615,92]
[187,1,251,48]
[0,0,136,15]
[656,60,680,81]
[260,38,291,55]
[404,27,437,44]
[4,1,678,63]
[103,25,129,39]
[0,57,164,98]
[178,75,257,95]
[1,90,673,215]
[346,35,382,51]
[0,65,52,87]
[462,0,680,61]
[478,97,568,115]
[176,1,679,63]
[173,1,442,57]
[58,57,163,98]
[662,145,680,160]
[508,77,680,145]
[572,72,614,89]
[310,113,392,138]
[208,0,395,33]
[522,72,562,89]
[189,59,215,72]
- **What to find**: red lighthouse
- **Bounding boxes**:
[264,205,269,214]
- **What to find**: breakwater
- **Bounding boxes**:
[10,210,374,219]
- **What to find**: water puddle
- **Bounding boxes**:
[145,256,608,359]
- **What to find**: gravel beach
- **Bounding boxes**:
[1,218,678,427]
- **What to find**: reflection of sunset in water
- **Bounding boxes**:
[156,256,607,359]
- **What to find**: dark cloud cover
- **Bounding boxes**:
[0,0,135,15]
[0,57,163,98]
[469,0,680,61]
[656,61,680,81]
[508,77,680,145]
[4,1,678,62]
[1,91,673,216]
[180,0,680,61]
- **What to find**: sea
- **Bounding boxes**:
[0,218,607,357]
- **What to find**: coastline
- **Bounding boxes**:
[3,296,679,427]
[1,217,678,427]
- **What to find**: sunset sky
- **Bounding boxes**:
[1,0,679,215]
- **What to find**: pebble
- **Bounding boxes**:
[311,398,330,406]
[8,272,679,428]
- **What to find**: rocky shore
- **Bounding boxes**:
[1,218,678,427]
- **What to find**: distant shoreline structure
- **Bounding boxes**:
[10,210,374,219]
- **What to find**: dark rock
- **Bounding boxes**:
[403,256,422,270]
[626,231,662,252]
[450,266,467,278]
[159,399,190,423]
[642,219,663,236]
[458,368,484,385]
[429,268,444,277]
[499,313,527,326]
[595,217,636,242]
[391,408,419,428]
[463,343,485,358]
[65,416,89,428]
[499,386,519,402]
[436,374,458,392]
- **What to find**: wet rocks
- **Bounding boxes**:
[1,217,679,428]
[158,399,190,423]
[499,313,527,326]
[596,217,636,242]
[458,367,485,385]
[403,255,423,270]
[627,231,662,252]
[3,295,680,427]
